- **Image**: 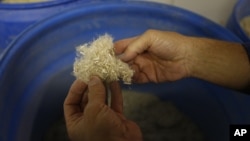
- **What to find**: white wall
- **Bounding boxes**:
[143,0,238,26]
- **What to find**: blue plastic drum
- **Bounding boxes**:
[227,0,250,42]
[0,0,95,52]
[0,1,249,141]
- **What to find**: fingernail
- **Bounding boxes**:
[88,76,100,86]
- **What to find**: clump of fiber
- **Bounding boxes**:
[73,34,134,84]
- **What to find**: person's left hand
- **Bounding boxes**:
[64,76,143,141]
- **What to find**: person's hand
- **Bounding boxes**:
[64,76,143,141]
[115,29,250,90]
[114,29,192,83]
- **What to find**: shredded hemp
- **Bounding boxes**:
[73,34,134,84]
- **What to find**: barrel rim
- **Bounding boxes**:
[0,0,77,9]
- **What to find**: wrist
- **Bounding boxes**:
[187,37,250,90]
[181,36,199,78]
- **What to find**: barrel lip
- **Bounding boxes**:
[0,0,77,9]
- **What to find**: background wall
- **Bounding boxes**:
[144,0,238,26]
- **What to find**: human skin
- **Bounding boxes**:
[114,29,250,92]
[64,76,143,141]
[64,29,250,141]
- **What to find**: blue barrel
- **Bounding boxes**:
[0,1,249,141]
[227,0,250,42]
[0,0,97,52]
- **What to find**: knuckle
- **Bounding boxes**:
[145,29,157,34]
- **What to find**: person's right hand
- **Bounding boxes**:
[64,77,143,141]
[114,29,192,83]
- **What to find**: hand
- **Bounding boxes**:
[114,29,192,83]
[115,29,250,90]
[64,76,143,141]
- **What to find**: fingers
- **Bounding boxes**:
[131,63,151,83]
[87,76,106,104]
[88,76,125,115]
[109,81,123,114]
[114,31,155,62]
[114,37,137,55]
[64,79,87,118]
[81,90,88,111]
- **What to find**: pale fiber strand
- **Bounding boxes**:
[73,34,134,84]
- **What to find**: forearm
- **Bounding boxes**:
[187,37,250,91]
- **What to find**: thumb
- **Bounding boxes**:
[119,33,150,62]
[87,76,106,104]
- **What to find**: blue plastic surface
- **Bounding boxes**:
[0,0,98,52]
[0,1,249,141]
[227,0,250,42]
